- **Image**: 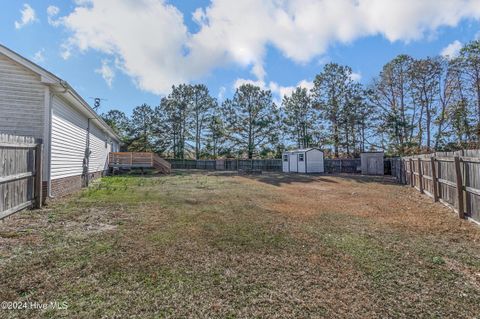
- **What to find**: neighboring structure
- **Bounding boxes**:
[360,152,384,175]
[0,44,121,198]
[282,148,324,173]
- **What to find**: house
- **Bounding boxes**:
[0,44,121,198]
[282,148,324,173]
[360,151,384,175]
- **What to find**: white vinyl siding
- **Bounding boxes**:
[282,149,324,173]
[282,154,289,172]
[89,122,110,173]
[306,150,324,173]
[51,96,88,179]
[0,54,45,138]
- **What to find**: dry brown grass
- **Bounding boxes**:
[0,171,479,318]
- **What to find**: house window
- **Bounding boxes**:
[283,155,288,162]
[298,154,304,162]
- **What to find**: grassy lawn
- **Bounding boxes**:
[0,171,479,318]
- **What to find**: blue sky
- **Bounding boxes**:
[1,0,480,116]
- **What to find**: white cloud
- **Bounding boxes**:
[55,0,480,94]
[217,86,226,101]
[47,5,61,26]
[268,80,314,101]
[441,40,463,59]
[233,78,266,90]
[350,72,362,82]
[60,42,72,60]
[251,64,266,81]
[95,60,115,87]
[233,77,314,105]
[15,4,37,29]
[58,0,189,94]
[32,49,45,63]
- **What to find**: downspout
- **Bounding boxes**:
[47,91,53,198]
[83,118,93,187]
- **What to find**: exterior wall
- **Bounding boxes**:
[89,122,111,173]
[306,150,324,173]
[0,48,120,199]
[283,150,324,173]
[51,95,88,180]
[360,152,384,175]
[297,152,306,173]
[0,54,45,138]
[50,170,104,198]
[289,154,298,172]
[51,95,115,189]
[282,153,290,172]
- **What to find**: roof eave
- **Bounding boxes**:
[0,43,122,143]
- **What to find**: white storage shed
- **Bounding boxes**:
[282,148,324,173]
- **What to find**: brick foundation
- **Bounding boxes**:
[47,170,106,198]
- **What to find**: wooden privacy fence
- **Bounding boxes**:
[391,150,480,224]
[0,134,43,219]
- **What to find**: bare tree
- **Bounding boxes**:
[190,84,217,159]
[409,57,441,150]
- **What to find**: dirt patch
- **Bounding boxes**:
[0,172,479,318]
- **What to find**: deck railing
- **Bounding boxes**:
[108,152,171,173]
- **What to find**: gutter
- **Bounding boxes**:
[63,82,121,142]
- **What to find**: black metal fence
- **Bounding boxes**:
[168,159,282,171]
[167,158,363,174]
[324,159,360,173]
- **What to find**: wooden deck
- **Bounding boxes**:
[108,152,171,174]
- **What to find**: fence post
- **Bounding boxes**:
[430,156,438,202]
[34,140,43,209]
[454,156,465,219]
[417,158,424,193]
[409,158,414,187]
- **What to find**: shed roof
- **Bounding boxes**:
[283,148,322,153]
[0,43,121,142]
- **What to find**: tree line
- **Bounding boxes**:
[102,40,480,159]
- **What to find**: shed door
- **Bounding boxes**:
[367,157,381,175]
[289,154,298,172]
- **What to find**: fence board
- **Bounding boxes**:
[0,133,42,219]
[390,150,480,224]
